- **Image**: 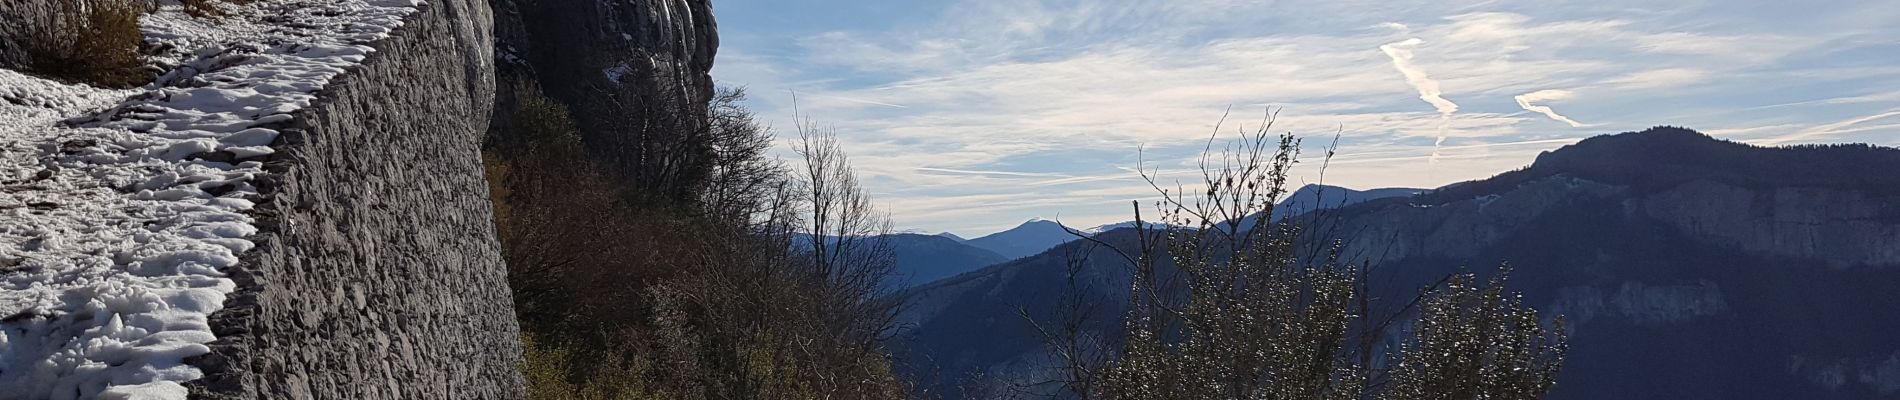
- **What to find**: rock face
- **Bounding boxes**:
[1642,179,1900,268]
[0,0,62,68]
[491,0,718,201]
[1318,175,1627,263]
[187,0,524,398]
[1274,184,1423,219]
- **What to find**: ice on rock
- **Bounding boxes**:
[0,0,422,398]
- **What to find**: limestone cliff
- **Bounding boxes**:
[490,0,718,201]
[1641,179,1900,268]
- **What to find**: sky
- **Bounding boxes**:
[708,0,1900,237]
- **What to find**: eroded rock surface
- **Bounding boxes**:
[187,0,521,398]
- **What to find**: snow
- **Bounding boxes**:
[0,0,422,398]
[603,65,632,84]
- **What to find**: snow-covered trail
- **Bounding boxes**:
[0,1,421,398]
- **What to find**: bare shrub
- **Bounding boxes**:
[1032,112,1567,400]
[486,82,906,399]
[28,0,148,88]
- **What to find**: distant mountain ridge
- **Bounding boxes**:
[791,232,1008,289]
[1276,184,1423,219]
[965,219,1081,260]
[895,127,1900,399]
[884,234,1009,288]
[1422,126,1900,204]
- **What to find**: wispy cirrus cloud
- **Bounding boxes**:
[714,0,1900,234]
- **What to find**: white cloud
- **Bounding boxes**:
[1760,108,1900,145]
[1514,89,1587,127]
[717,0,1900,233]
[1604,68,1709,89]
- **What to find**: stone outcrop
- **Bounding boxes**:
[0,0,63,68]
[491,0,718,201]
[1641,179,1900,268]
[1319,175,1627,264]
[187,0,524,398]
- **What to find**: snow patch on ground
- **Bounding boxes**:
[0,0,421,398]
[603,65,632,84]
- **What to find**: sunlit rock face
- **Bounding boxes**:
[184,0,524,398]
[1313,174,1627,264]
[1641,179,1900,268]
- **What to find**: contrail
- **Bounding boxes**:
[1379,38,1458,164]
[820,95,910,109]
[1760,108,1900,145]
[1515,89,1585,127]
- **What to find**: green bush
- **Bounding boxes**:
[519,334,582,400]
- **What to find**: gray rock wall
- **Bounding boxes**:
[188,0,523,398]
[0,0,62,69]
[1641,179,1900,268]
[491,0,718,201]
[1329,174,1900,269]
[1324,175,1627,264]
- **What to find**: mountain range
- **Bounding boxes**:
[889,127,1900,399]
[884,234,1010,288]
[878,185,1420,292]
[963,219,1080,260]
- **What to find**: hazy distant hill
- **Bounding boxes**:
[965,219,1082,260]
[792,233,1008,289]
[895,127,1900,399]
[1276,184,1423,218]
[885,233,1010,288]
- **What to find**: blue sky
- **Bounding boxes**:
[709,0,1900,237]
